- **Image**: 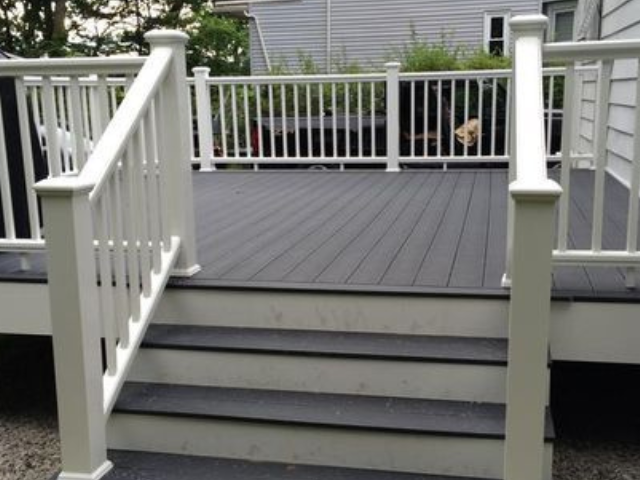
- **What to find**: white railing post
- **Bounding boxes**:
[193,67,215,172]
[145,30,201,276]
[504,15,562,480]
[502,73,517,288]
[35,178,112,480]
[385,62,401,172]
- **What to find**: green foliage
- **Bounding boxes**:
[0,1,250,75]
[186,13,249,75]
[392,29,512,73]
[459,49,512,70]
[395,36,460,73]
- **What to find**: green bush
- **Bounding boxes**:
[459,49,512,71]
[393,34,461,72]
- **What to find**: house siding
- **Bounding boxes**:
[249,0,540,74]
[601,0,640,184]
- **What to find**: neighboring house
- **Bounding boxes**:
[213,0,580,73]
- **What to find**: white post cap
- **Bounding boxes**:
[144,30,189,46]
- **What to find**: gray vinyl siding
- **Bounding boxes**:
[249,0,540,74]
[575,68,599,155]
[249,0,328,74]
[601,0,640,184]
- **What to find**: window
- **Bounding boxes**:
[551,9,575,41]
[544,1,577,42]
[484,13,510,56]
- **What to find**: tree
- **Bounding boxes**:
[186,13,249,75]
[0,0,69,56]
[0,1,250,76]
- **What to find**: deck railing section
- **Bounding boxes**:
[24,75,135,169]
[0,58,143,260]
[543,40,640,287]
[189,64,595,171]
[189,68,388,171]
[502,16,562,480]
[33,31,199,480]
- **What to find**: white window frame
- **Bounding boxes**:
[484,12,511,56]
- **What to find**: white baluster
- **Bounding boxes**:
[14,78,41,239]
[193,67,215,171]
[385,62,400,172]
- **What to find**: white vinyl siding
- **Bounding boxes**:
[249,0,540,74]
[600,0,640,185]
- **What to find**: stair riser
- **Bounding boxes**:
[156,289,509,337]
[130,349,508,403]
[109,414,553,479]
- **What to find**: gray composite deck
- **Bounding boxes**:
[1,169,639,300]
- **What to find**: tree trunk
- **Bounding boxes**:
[52,0,67,43]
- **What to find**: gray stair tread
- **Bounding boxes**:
[114,382,554,440]
[143,325,508,365]
[103,450,494,480]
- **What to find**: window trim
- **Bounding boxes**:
[483,11,511,56]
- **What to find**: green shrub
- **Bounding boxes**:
[459,49,512,70]
[393,33,461,72]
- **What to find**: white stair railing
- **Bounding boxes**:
[34,30,199,480]
[503,16,562,480]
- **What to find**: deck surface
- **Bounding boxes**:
[2,169,639,300]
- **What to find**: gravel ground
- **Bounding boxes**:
[1,336,639,480]
[0,414,59,480]
[554,439,640,480]
[0,336,60,480]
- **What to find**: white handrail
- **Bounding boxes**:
[544,38,640,61]
[0,57,145,76]
[204,72,387,84]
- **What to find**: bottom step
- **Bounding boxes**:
[104,450,493,480]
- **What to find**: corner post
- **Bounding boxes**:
[35,178,112,480]
[504,15,561,480]
[145,30,201,276]
[193,67,216,172]
[385,62,401,172]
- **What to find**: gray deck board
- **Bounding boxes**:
[415,173,475,287]
[382,173,460,286]
[482,171,508,289]
[348,173,443,285]
[2,169,640,301]
[225,174,377,281]
[449,172,491,289]
[317,174,429,284]
[285,174,413,282]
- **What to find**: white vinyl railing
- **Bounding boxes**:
[1,60,598,261]
[544,39,640,287]
[0,59,143,261]
[30,31,199,480]
[24,75,134,170]
[188,64,596,171]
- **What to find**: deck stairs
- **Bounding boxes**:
[104,287,554,480]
